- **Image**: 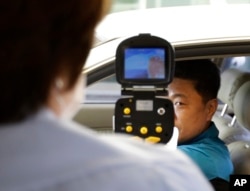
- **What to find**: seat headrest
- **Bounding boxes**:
[233,81,250,131]
[218,68,250,109]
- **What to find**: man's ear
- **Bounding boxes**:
[206,99,218,120]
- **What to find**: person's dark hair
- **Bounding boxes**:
[174,59,220,103]
[0,0,109,124]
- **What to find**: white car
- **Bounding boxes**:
[74,2,250,179]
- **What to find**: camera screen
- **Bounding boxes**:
[124,48,166,80]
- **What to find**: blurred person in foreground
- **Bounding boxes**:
[0,1,214,191]
[167,60,233,191]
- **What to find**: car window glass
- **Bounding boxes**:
[110,0,250,13]
[84,75,121,103]
[111,0,210,13]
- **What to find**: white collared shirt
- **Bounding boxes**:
[0,108,213,191]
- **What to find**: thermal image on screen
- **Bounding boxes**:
[124,48,165,80]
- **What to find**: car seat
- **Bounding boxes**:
[227,81,250,174]
[228,140,250,174]
[233,81,250,131]
[218,68,250,111]
[213,68,250,144]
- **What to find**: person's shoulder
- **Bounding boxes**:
[2,108,213,191]
[68,135,212,191]
[41,117,213,191]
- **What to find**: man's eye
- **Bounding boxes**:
[174,102,184,106]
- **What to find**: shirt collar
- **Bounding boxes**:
[178,122,219,145]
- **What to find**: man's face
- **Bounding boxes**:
[148,57,164,78]
[167,78,216,143]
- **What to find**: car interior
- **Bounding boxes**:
[72,0,250,179]
[213,66,250,174]
[74,54,250,177]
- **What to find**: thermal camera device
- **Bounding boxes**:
[113,34,175,144]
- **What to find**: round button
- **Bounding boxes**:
[157,107,165,115]
[140,127,148,135]
[123,107,131,115]
[125,125,133,133]
[155,126,163,133]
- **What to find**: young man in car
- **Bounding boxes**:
[167,59,233,189]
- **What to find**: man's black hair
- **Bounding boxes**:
[174,59,220,103]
